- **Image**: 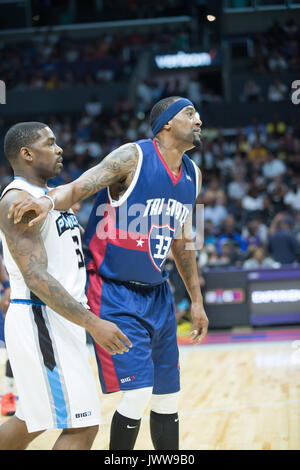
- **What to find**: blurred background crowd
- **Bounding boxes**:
[0,25,193,91]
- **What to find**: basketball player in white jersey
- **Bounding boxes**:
[0,254,17,417]
[0,122,132,450]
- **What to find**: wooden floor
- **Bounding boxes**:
[1,340,300,450]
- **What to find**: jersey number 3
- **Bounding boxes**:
[72,235,84,268]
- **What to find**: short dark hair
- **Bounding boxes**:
[4,122,47,163]
[149,96,182,128]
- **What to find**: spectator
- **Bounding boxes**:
[137,80,154,111]
[244,119,267,146]
[268,218,299,264]
[204,176,226,206]
[218,240,233,267]
[262,154,286,179]
[284,177,300,211]
[283,18,299,38]
[205,245,223,268]
[247,140,268,164]
[217,215,248,254]
[203,219,217,246]
[228,173,248,201]
[215,152,235,175]
[242,185,265,214]
[203,194,228,229]
[293,212,300,245]
[201,140,215,170]
[268,79,288,102]
[243,245,280,269]
[85,96,103,117]
[165,251,189,316]
[236,135,251,157]
[268,51,288,72]
[266,115,287,138]
[240,79,263,103]
[187,78,202,107]
[267,176,288,214]
[242,218,268,247]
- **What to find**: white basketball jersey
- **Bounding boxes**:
[0,177,87,306]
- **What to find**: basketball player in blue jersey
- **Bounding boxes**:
[9,97,209,450]
[0,122,131,450]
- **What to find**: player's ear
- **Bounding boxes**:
[164,121,172,131]
[20,146,33,163]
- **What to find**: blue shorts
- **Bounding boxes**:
[86,274,180,395]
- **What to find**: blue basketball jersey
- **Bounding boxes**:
[83,139,198,285]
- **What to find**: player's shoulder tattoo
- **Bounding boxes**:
[77,143,140,199]
[102,142,139,174]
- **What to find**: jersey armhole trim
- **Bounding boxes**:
[107,143,143,207]
[0,187,24,201]
[190,159,199,199]
[0,186,48,232]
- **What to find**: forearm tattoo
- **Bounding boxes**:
[74,143,139,201]
[0,194,93,329]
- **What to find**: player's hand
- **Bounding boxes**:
[190,302,209,344]
[0,287,10,316]
[89,318,132,356]
[8,195,52,226]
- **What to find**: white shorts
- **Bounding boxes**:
[4,301,101,433]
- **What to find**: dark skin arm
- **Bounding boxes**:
[171,167,209,343]
[0,255,10,316]
[0,190,132,355]
[9,143,139,225]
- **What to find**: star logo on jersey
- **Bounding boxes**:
[136,238,145,247]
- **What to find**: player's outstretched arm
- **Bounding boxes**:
[0,191,132,355]
[8,143,139,226]
[171,166,208,344]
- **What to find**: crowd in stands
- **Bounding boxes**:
[239,19,300,103]
[194,116,300,269]
[251,18,300,74]
[99,0,189,21]
[137,75,223,114]
[29,0,189,27]
[0,23,192,91]
[240,77,291,102]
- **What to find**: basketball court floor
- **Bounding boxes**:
[1,327,300,450]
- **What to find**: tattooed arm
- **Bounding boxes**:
[171,166,208,343]
[9,143,139,226]
[0,191,132,355]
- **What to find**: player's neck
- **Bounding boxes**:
[154,138,184,175]
[14,171,48,189]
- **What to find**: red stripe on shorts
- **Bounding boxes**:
[86,271,120,393]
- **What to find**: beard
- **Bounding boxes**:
[192,133,202,148]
